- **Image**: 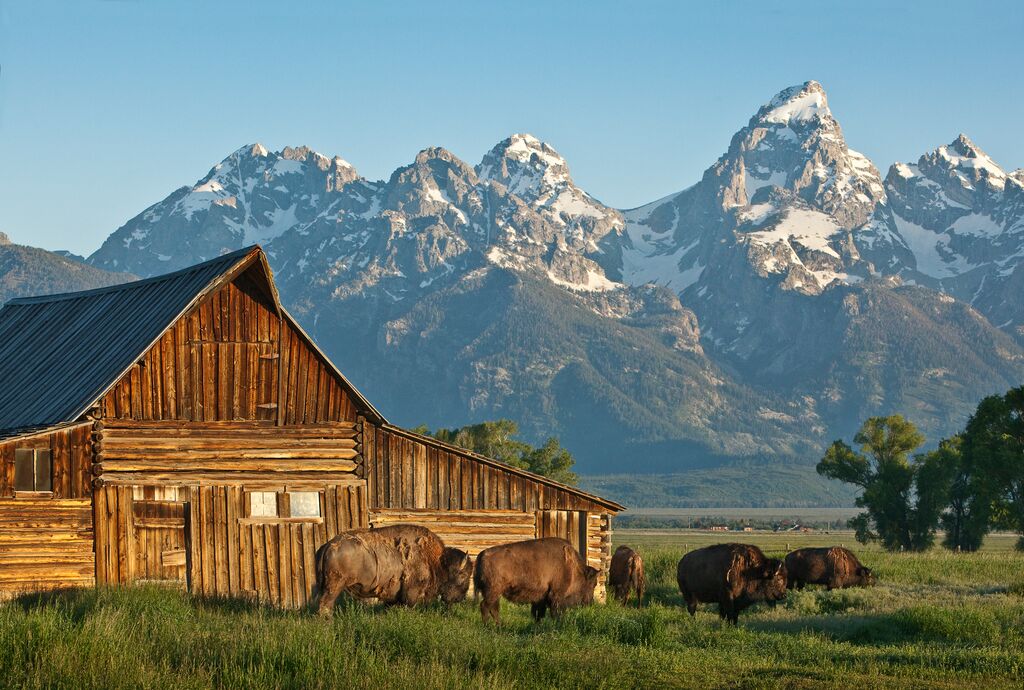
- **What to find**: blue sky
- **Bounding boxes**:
[1,0,1022,255]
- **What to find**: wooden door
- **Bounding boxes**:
[131,499,188,582]
[536,509,588,556]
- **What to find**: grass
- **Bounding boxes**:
[1,531,1022,689]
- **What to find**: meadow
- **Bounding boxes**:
[1,530,1021,689]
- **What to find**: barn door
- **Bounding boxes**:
[536,510,588,557]
[188,341,279,421]
[130,495,188,583]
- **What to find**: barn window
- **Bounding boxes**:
[289,491,321,518]
[249,491,278,517]
[14,448,52,493]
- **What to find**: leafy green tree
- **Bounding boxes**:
[933,435,990,551]
[961,387,1024,550]
[425,419,577,485]
[817,415,951,551]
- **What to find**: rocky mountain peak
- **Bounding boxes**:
[758,80,831,127]
[477,133,573,201]
[0,232,10,246]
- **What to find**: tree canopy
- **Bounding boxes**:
[817,415,951,551]
[414,419,578,485]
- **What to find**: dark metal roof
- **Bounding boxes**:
[0,246,259,432]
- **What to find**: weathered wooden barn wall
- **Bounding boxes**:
[0,497,94,597]
[0,424,93,499]
[94,419,362,487]
[100,266,362,425]
[362,423,617,597]
[93,418,368,607]
[0,426,96,597]
[363,425,612,514]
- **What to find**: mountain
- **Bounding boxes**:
[82,81,1024,492]
[858,134,1024,342]
[0,233,133,305]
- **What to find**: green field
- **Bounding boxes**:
[1,531,1022,689]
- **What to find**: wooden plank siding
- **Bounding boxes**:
[98,266,362,425]
[0,424,93,499]
[186,483,367,608]
[363,425,614,514]
[0,498,95,598]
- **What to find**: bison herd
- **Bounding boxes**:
[314,526,875,625]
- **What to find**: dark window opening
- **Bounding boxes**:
[14,448,52,493]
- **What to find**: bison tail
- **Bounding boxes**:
[313,541,330,601]
[472,551,486,598]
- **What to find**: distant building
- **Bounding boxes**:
[709,525,729,532]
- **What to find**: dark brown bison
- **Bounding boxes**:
[314,524,472,616]
[676,543,788,625]
[785,547,876,590]
[609,545,646,606]
[474,537,599,624]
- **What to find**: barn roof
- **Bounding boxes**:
[0,246,382,436]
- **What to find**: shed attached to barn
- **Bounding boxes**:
[0,246,623,605]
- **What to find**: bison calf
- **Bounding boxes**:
[785,547,875,591]
[474,537,599,624]
[315,524,472,616]
[677,543,787,625]
[609,545,646,606]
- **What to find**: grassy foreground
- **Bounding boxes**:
[1,533,1022,689]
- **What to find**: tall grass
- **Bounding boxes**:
[1,534,1022,689]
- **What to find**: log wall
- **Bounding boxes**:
[0,498,95,597]
[0,424,93,499]
[94,420,363,488]
[369,508,536,557]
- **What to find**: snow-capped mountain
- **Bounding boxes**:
[858,134,1024,339]
[79,80,1024,482]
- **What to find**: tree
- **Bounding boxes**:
[425,419,578,485]
[932,435,990,552]
[817,415,951,551]
[960,387,1024,550]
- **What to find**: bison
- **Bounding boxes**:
[314,524,473,616]
[474,537,599,624]
[676,543,787,625]
[609,545,646,606]
[785,546,876,590]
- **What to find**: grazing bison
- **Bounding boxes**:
[609,545,646,606]
[474,537,599,624]
[676,543,788,625]
[785,547,876,591]
[314,524,472,616]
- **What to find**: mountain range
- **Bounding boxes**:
[6,80,1023,502]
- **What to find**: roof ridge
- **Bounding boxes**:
[5,245,260,306]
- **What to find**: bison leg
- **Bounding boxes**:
[480,594,501,625]
[531,601,548,622]
[637,583,645,608]
[317,578,345,618]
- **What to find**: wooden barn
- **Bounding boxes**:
[0,246,623,606]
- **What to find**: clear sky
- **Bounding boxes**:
[1,0,1022,255]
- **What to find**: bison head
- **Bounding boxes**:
[856,566,877,587]
[438,547,473,604]
[759,559,788,601]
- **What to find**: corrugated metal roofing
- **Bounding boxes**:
[0,246,258,432]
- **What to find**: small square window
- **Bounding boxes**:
[289,491,321,518]
[14,448,51,492]
[249,491,278,517]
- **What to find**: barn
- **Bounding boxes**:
[0,246,623,606]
